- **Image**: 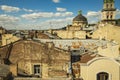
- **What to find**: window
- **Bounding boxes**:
[34,65,40,74]
[110,15,113,19]
[107,15,109,19]
[111,4,113,8]
[106,4,108,8]
[97,72,109,80]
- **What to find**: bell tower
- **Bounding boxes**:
[101,0,116,25]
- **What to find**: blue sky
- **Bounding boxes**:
[0,0,120,30]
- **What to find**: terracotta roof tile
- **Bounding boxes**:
[80,53,101,63]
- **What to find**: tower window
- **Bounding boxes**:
[106,4,108,8]
[107,15,109,19]
[111,4,113,8]
[110,15,113,19]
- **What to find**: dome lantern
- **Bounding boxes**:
[78,10,82,15]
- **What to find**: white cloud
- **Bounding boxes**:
[64,12,73,16]
[86,11,101,23]
[0,14,19,22]
[86,10,120,23]
[116,9,120,14]
[38,17,73,29]
[52,0,60,3]
[54,12,73,17]
[21,12,54,19]
[0,5,20,12]
[87,11,101,17]
[0,14,73,30]
[116,9,120,19]
[56,7,66,12]
[46,17,73,23]
[23,8,34,12]
[0,14,20,29]
[21,12,73,20]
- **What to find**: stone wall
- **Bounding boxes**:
[1,34,20,46]
[52,30,86,39]
[14,77,69,80]
[36,39,108,50]
[6,40,70,78]
[92,24,120,46]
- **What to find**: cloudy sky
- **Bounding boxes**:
[0,0,120,30]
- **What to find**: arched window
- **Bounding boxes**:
[111,4,113,8]
[106,4,108,8]
[110,15,113,19]
[107,15,109,19]
[97,72,109,80]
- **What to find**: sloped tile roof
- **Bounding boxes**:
[80,53,102,63]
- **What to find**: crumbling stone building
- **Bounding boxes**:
[0,40,70,79]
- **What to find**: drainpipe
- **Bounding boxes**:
[68,46,74,80]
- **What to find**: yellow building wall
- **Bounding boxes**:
[92,24,120,46]
[42,64,49,78]
[80,65,88,79]
[10,64,18,76]
[97,42,120,58]
[53,30,86,39]
[81,58,120,80]
[2,34,20,46]
[0,29,5,34]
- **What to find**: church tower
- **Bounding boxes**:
[101,0,116,25]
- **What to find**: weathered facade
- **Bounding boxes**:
[101,0,116,25]
[0,27,6,46]
[70,40,120,80]
[0,0,120,80]
[92,24,120,46]
[0,27,20,46]
[68,11,88,31]
[80,56,120,80]
[0,40,70,79]
[48,11,88,39]
[0,64,12,80]
[0,27,6,34]
[1,34,20,46]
